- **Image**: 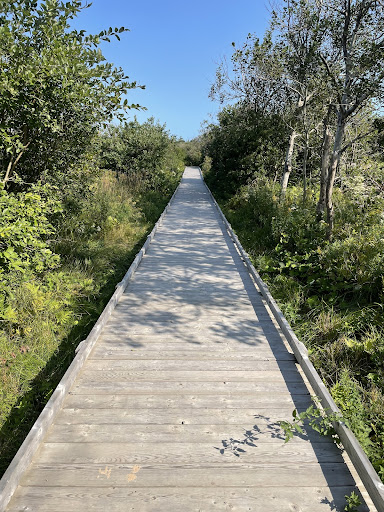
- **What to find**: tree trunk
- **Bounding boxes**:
[2,144,30,186]
[302,133,309,204]
[2,130,31,186]
[325,113,345,238]
[316,121,332,220]
[280,129,297,200]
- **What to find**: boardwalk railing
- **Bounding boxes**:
[0,182,181,512]
[200,168,384,512]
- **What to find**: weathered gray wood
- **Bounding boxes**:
[46,422,331,444]
[6,486,369,512]
[108,307,272,323]
[93,331,285,346]
[61,390,312,410]
[71,381,309,395]
[90,347,296,360]
[77,369,300,382]
[83,359,297,371]
[57,405,315,425]
[35,441,343,465]
[20,464,355,488]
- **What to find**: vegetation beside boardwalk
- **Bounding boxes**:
[0,1,184,476]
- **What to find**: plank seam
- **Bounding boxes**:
[0,177,182,512]
[199,167,384,512]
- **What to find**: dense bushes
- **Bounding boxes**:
[203,105,288,198]
[99,118,184,194]
[0,186,61,280]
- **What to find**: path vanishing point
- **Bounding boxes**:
[1,167,378,511]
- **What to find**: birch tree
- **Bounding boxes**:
[272,0,328,199]
[317,0,384,235]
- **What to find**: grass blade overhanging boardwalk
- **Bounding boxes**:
[1,166,381,511]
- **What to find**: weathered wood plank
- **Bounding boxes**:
[83,359,297,371]
[71,381,309,395]
[45,423,330,444]
[116,294,261,307]
[77,369,300,382]
[114,290,262,304]
[94,332,286,347]
[6,486,369,512]
[100,323,281,339]
[104,313,276,325]
[90,347,296,361]
[36,441,343,465]
[20,464,355,488]
[57,405,312,423]
[107,309,273,324]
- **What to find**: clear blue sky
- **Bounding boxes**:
[71,0,271,140]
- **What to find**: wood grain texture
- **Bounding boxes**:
[58,402,313,418]
[20,464,355,488]
[35,441,343,465]
[77,369,300,381]
[90,347,296,360]
[83,359,297,371]
[71,381,309,395]
[46,423,331,444]
[7,486,369,512]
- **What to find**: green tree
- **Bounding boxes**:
[271,0,328,199]
[202,104,287,196]
[99,118,184,193]
[317,0,384,235]
[0,0,143,188]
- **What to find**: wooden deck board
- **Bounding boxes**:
[59,396,314,411]
[20,464,355,488]
[5,167,373,511]
[77,369,300,381]
[7,486,369,512]
[90,348,297,360]
[46,423,331,444]
[33,441,344,465]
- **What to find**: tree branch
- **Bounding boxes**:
[340,127,375,154]
[2,141,31,185]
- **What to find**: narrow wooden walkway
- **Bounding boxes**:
[6,167,370,511]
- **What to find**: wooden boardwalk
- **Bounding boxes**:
[5,167,372,511]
